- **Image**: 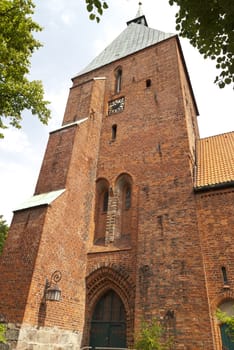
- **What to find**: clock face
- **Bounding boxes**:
[108,97,125,115]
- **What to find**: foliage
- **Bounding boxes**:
[135,318,172,350]
[169,0,234,88]
[85,0,108,23]
[0,0,51,138]
[0,324,6,343]
[0,215,8,255]
[85,0,234,89]
[216,308,234,341]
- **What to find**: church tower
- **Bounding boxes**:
[1,4,233,350]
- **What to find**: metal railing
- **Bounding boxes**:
[81,347,132,350]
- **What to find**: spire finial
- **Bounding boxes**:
[135,2,143,18]
[126,1,148,27]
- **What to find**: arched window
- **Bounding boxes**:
[115,68,122,94]
[221,266,228,285]
[94,179,109,244]
[115,174,133,240]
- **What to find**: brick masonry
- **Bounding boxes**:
[0,33,233,350]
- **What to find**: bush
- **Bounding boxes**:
[0,324,6,343]
[135,318,173,350]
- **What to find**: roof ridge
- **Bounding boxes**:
[200,130,234,141]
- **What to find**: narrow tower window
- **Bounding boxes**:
[115,68,122,94]
[112,124,117,140]
[221,266,228,285]
[125,186,131,209]
[146,79,151,88]
[103,191,109,212]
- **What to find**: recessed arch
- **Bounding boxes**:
[115,173,133,240]
[96,177,110,193]
[94,178,110,244]
[212,295,234,350]
[217,299,234,350]
[83,265,135,348]
[115,172,133,189]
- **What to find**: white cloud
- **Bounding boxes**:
[0,160,37,224]
[0,128,32,154]
[46,86,70,130]
[61,12,76,26]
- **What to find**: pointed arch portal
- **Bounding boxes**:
[218,300,234,350]
[90,290,126,348]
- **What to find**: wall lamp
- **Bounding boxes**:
[44,270,62,302]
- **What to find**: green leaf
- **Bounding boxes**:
[170,0,234,89]
[87,3,93,12]
[225,78,231,84]
[0,215,8,255]
[219,81,225,88]
[89,13,95,20]
[0,324,7,343]
[0,0,51,138]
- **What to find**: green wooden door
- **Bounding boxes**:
[90,290,126,348]
[221,324,234,350]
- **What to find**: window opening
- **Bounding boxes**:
[115,68,122,94]
[221,266,228,285]
[146,79,151,88]
[103,191,109,212]
[125,187,131,209]
[112,124,117,140]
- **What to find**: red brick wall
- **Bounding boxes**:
[24,78,106,331]
[0,79,106,335]
[196,189,234,348]
[77,37,214,348]
[63,79,93,124]
[1,32,229,350]
[35,125,77,194]
[0,207,47,323]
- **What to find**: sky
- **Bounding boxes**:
[0,0,233,224]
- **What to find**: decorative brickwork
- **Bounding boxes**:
[84,264,135,347]
[105,192,118,244]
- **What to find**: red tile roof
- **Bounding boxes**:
[195,132,234,190]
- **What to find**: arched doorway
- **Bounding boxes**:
[218,300,234,350]
[90,290,126,348]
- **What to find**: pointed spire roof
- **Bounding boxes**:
[75,6,175,78]
[136,2,143,17]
